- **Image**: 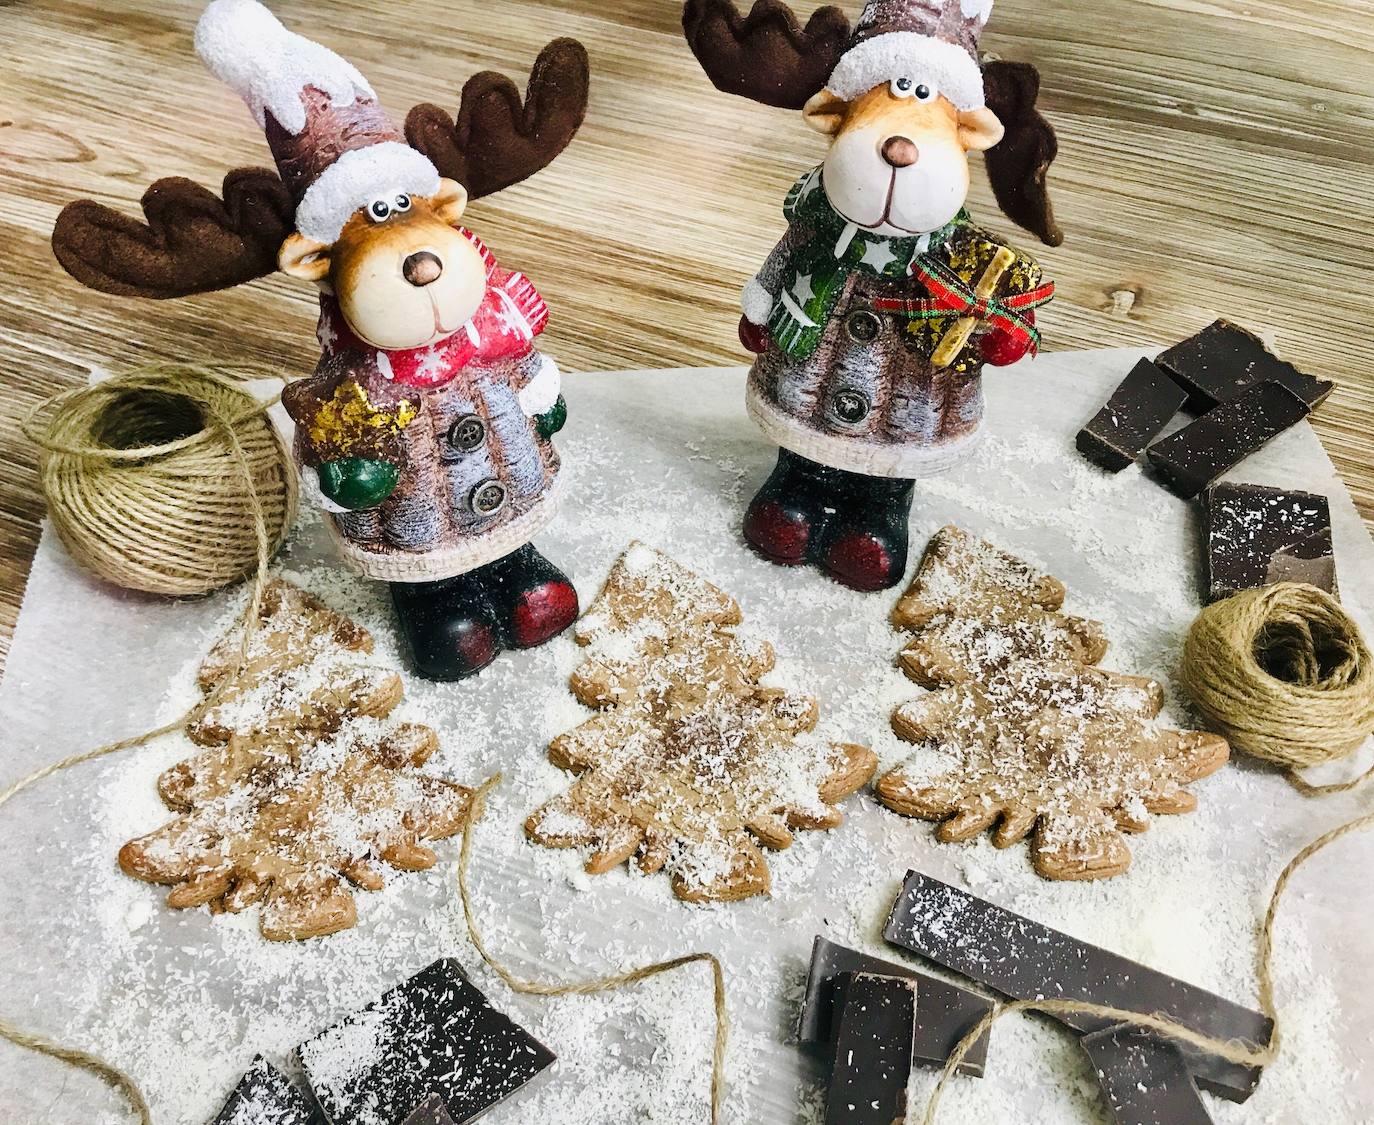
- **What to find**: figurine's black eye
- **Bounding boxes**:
[367,198,392,222]
[891,77,915,97]
[393,194,411,212]
[914,83,934,102]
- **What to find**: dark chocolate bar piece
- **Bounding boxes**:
[798,934,991,1075]
[211,1055,325,1125]
[883,871,1273,1102]
[1145,381,1309,499]
[1267,529,1338,594]
[299,959,555,1125]
[825,972,918,1125]
[1155,319,1334,412]
[1077,359,1189,472]
[1081,1024,1214,1125]
[1203,482,1335,602]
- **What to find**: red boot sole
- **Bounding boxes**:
[821,531,902,592]
[743,499,811,565]
[509,580,579,649]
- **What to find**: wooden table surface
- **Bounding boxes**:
[2,0,1371,668]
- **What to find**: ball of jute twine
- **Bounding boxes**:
[1180,582,1374,795]
[23,364,298,597]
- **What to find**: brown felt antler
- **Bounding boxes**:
[983,60,1062,246]
[406,38,590,200]
[52,168,296,298]
[682,0,850,110]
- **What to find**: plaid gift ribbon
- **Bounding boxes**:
[873,255,1055,355]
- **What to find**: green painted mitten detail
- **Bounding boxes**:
[536,395,567,440]
[317,458,399,510]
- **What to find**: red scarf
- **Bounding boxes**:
[315,229,548,388]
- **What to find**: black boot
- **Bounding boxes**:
[742,448,844,566]
[481,543,579,649]
[814,472,915,592]
[391,570,501,682]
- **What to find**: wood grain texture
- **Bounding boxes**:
[2,0,1371,671]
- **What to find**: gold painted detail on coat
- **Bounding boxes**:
[308,381,418,454]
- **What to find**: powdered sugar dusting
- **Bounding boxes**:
[2,356,1371,1123]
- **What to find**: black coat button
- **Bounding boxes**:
[447,413,486,452]
[844,310,882,343]
[470,479,508,516]
[831,388,871,423]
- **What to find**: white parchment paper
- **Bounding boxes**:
[1,349,1372,1124]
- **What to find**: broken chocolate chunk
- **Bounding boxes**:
[825,972,918,1125]
[1145,381,1309,499]
[798,934,991,1075]
[1155,319,1334,412]
[1081,1024,1214,1125]
[1204,482,1336,602]
[211,1055,325,1125]
[883,871,1272,1102]
[1077,358,1189,472]
[298,959,555,1125]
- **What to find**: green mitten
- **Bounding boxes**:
[535,395,567,440]
[317,458,399,510]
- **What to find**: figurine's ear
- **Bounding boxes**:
[278,232,332,281]
[430,177,469,226]
[958,107,1004,152]
[802,88,847,134]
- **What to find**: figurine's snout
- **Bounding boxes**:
[881,136,919,168]
[403,250,444,287]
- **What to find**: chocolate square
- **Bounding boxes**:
[211,1055,325,1125]
[1203,482,1335,602]
[798,934,991,1075]
[1154,320,1333,412]
[1077,359,1189,472]
[883,871,1272,1103]
[824,972,918,1125]
[299,959,555,1125]
[1081,1024,1214,1125]
[1145,381,1309,499]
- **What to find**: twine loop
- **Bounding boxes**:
[1180,583,1374,788]
[23,364,297,597]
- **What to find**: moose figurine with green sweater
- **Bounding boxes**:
[52,0,590,679]
[685,0,1060,591]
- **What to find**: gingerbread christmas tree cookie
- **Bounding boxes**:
[876,527,1229,881]
[526,542,877,902]
[119,580,474,940]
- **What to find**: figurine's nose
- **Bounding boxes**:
[402,251,443,287]
[881,136,920,168]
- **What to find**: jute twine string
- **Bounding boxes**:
[456,775,729,1125]
[22,364,297,597]
[1181,583,1374,795]
[0,373,280,1124]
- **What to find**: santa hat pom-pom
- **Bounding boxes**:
[194,0,373,133]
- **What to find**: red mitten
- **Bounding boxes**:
[738,316,770,355]
[978,311,1035,366]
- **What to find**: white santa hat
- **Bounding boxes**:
[826,0,993,110]
[195,0,439,244]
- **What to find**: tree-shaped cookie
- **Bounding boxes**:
[119,580,474,940]
[876,527,1229,881]
[526,542,877,902]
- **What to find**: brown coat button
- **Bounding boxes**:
[831,388,871,423]
[844,310,882,343]
[447,414,486,452]
[470,479,508,516]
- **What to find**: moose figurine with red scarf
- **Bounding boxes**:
[685,0,1060,591]
[52,0,590,680]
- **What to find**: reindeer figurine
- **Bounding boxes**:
[685,0,1060,591]
[52,0,590,680]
